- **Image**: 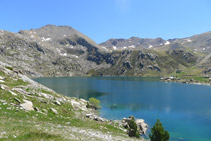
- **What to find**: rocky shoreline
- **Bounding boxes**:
[85,113,148,134]
[160,76,211,86]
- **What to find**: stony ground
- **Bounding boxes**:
[0,61,143,141]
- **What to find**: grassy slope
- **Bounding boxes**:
[0,66,137,141]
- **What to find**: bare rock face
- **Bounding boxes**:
[20,100,33,111]
[0,25,105,78]
[135,119,148,134]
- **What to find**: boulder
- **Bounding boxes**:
[54,100,61,106]
[42,109,48,113]
[71,100,81,108]
[80,98,87,103]
[85,114,107,122]
[0,85,6,90]
[169,76,175,80]
[66,122,71,125]
[12,88,30,95]
[40,92,54,100]
[9,90,17,96]
[0,76,5,80]
[94,116,105,122]
[50,108,58,114]
[20,100,33,111]
[85,114,92,118]
[122,122,128,128]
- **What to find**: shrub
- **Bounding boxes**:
[149,119,170,141]
[87,97,101,109]
[128,117,140,138]
[5,66,13,71]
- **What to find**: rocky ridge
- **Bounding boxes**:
[100,37,167,50]
[0,25,210,78]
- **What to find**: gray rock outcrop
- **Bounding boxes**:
[20,100,33,111]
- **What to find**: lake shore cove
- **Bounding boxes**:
[0,61,147,140]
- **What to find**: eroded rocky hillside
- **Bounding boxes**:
[101,31,211,76]
[0,25,210,78]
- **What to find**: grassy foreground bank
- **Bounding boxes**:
[0,63,139,141]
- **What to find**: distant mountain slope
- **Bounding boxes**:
[0,25,210,77]
[100,31,211,76]
[19,25,101,49]
[169,31,211,53]
[100,31,211,52]
[100,37,167,50]
[0,25,113,77]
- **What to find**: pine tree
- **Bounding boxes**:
[149,119,170,141]
[128,117,140,138]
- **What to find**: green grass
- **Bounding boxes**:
[0,70,28,88]
[0,70,128,140]
[0,102,125,140]
[17,132,62,141]
[6,79,28,87]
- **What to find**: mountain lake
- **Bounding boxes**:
[34,77,211,141]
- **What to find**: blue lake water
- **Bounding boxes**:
[34,77,211,141]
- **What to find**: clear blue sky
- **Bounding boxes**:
[1,0,211,43]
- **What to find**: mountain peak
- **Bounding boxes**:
[39,24,74,30]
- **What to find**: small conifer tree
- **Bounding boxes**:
[128,117,140,138]
[149,119,170,141]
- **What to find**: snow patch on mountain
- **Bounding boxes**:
[165,41,170,45]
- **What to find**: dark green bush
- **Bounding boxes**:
[5,66,13,71]
[128,117,140,138]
